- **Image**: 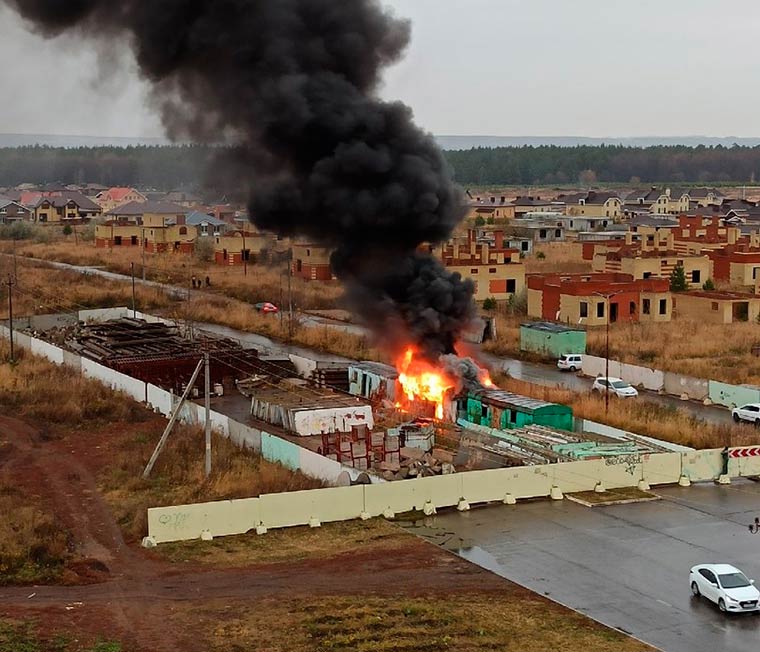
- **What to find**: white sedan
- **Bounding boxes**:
[689,564,760,613]
[731,403,760,426]
[591,376,638,398]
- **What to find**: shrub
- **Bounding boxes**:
[535,251,546,260]
[702,278,715,291]
[670,264,687,292]
[62,224,73,237]
[193,236,215,262]
[0,222,34,240]
[482,297,497,311]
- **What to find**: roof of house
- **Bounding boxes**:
[0,198,30,210]
[688,187,724,199]
[35,192,100,210]
[513,196,552,207]
[99,187,142,202]
[584,191,621,205]
[107,200,188,216]
[629,215,678,228]
[684,291,758,301]
[185,211,226,227]
[164,190,202,203]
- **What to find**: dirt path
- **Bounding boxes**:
[0,416,508,651]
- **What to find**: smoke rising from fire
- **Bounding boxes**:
[5,0,475,359]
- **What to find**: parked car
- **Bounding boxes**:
[255,302,279,314]
[557,354,583,372]
[690,564,760,613]
[591,376,638,398]
[732,403,760,426]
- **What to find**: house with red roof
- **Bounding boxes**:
[94,187,147,213]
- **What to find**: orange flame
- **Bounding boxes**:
[396,347,455,420]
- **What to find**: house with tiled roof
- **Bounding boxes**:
[564,190,623,219]
[96,201,195,253]
[34,192,102,223]
[0,197,32,224]
[94,187,147,212]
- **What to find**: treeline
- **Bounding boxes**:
[3,143,760,189]
[0,145,212,189]
[443,144,760,185]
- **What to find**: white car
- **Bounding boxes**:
[557,354,583,372]
[732,403,760,426]
[690,564,760,613]
[591,376,638,398]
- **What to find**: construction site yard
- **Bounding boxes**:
[0,335,653,650]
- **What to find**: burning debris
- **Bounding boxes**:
[5,0,476,360]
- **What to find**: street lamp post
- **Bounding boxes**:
[593,290,622,414]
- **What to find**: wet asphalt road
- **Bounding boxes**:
[409,481,760,652]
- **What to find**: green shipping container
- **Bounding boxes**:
[520,321,586,359]
[462,390,573,431]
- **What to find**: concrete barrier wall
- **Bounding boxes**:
[29,336,65,365]
[147,384,173,416]
[681,449,724,482]
[729,455,760,478]
[261,432,301,471]
[81,358,146,403]
[148,497,262,544]
[709,381,760,408]
[259,486,364,529]
[663,372,709,401]
[299,447,347,483]
[228,420,262,452]
[78,307,130,322]
[581,355,664,391]
[641,452,682,485]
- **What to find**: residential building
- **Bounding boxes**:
[95,200,195,253]
[624,187,690,215]
[513,196,561,217]
[0,198,32,223]
[563,191,623,219]
[687,188,725,207]
[291,243,335,281]
[186,211,228,237]
[527,272,672,325]
[675,291,760,324]
[214,230,278,266]
[706,245,760,286]
[506,220,566,244]
[465,198,516,222]
[94,187,147,213]
[437,229,525,302]
[593,247,710,289]
[34,192,102,223]
[476,226,532,255]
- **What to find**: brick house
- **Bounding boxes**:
[214,230,278,266]
[291,243,335,281]
[95,200,194,253]
[0,198,32,223]
[675,291,760,324]
[33,192,102,223]
[438,229,525,302]
[94,187,147,213]
[527,272,672,325]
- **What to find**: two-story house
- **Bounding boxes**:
[94,187,148,213]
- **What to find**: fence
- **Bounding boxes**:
[708,381,760,409]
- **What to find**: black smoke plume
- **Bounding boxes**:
[5,0,475,359]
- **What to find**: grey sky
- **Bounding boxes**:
[1,0,759,138]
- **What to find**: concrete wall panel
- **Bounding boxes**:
[641,452,682,485]
[62,350,82,371]
[461,466,553,504]
[228,420,262,452]
[709,381,760,408]
[663,372,709,401]
[619,363,664,391]
[147,384,173,416]
[29,336,65,364]
[298,447,346,483]
[363,479,432,515]
[148,497,261,543]
[292,406,374,437]
[681,449,724,482]
[261,432,301,471]
[14,332,31,352]
[81,358,146,402]
[209,409,230,436]
[259,486,364,528]
[78,307,130,322]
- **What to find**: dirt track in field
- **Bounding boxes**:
[0,415,511,651]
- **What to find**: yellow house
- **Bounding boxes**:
[674,291,760,324]
[94,187,147,213]
[465,197,516,222]
[97,200,196,253]
[438,230,525,302]
[214,231,278,266]
[565,191,623,218]
[34,192,102,223]
[594,247,711,289]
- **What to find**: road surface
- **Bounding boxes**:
[407,481,760,652]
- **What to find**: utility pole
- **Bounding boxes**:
[12,238,17,282]
[143,358,204,478]
[288,247,293,339]
[130,262,137,318]
[204,352,211,478]
[242,231,247,277]
[6,275,14,363]
[593,290,621,415]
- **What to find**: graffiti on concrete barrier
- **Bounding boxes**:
[158,512,190,530]
[604,454,641,476]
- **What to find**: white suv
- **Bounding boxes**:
[557,354,583,372]
[732,403,760,425]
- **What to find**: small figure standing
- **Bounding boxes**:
[205,276,211,287]
[191,275,197,289]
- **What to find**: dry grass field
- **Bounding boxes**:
[526,241,592,274]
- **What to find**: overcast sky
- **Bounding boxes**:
[1,0,760,138]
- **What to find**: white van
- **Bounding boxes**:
[557,353,582,372]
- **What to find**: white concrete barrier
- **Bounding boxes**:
[259,486,364,529]
[78,307,130,322]
[663,372,709,401]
